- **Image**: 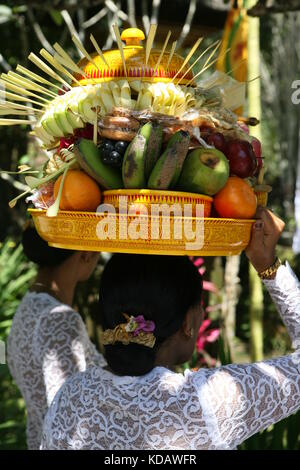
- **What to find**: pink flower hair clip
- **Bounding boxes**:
[124,314,156,337]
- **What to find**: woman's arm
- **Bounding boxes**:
[263,263,300,348]
[191,349,300,449]
[246,207,300,351]
[203,207,300,449]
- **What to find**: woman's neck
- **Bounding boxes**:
[32,266,76,306]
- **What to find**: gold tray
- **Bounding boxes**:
[102,189,213,217]
[29,209,255,256]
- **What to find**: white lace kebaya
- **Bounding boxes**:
[7,292,107,450]
[41,262,300,450]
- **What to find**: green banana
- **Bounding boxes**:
[147,130,190,190]
[144,122,163,180]
[122,122,153,189]
[170,130,190,187]
[74,138,123,189]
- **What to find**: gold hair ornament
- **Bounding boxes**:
[102,313,156,348]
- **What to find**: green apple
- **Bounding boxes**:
[177,148,229,196]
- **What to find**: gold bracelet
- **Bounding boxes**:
[258,257,282,280]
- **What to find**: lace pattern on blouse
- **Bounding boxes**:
[40,263,300,450]
[7,292,106,450]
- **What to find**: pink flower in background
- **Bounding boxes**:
[190,256,218,293]
[196,319,220,352]
[190,256,220,365]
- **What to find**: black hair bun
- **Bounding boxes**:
[105,343,156,376]
[22,225,74,267]
[99,254,203,376]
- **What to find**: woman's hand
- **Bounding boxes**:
[245,206,285,274]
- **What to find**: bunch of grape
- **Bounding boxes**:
[99,139,129,169]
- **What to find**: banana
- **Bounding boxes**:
[169,130,190,187]
[74,138,123,189]
[147,130,190,190]
[144,122,163,180]
[122,122,153,189]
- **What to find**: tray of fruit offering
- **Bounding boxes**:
[1,26,271,256]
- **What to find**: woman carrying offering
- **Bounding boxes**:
[7,224,106,450]
[41,207,300,450]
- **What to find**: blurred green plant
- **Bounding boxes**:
[0,239,36,450]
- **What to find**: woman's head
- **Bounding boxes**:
[99,254,203,376]
[22,223,99,280]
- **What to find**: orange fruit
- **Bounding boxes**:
[213,176,257,219]
[54,170,101,211]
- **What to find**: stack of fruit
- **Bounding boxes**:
[44,114,266,220]
[1,26,271,230]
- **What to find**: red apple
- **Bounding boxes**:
[251,136,263,172]
[75,124,94,140]
[205,132,227,154]
[225,139,257,178]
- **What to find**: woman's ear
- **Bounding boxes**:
[182,309,195,339]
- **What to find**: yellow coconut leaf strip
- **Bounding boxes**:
[72,35,104,80]
[0,90,45,107]
[145,24,157,66]
[90,34,110,68]
[16,65,64,93]
[72,35,101,71]
[93,113,98,145]
[186,48,231,86]
[0,102,43,113]
[224,59,248,79]
[154,30,171,72]
[177,39,220,85]
[29,53,72,90]
[172,37,203,83]
[40,49,83,87]
[112,24,127,78]
[53,43,94,82]
[46,166,68,217]
[0,108,37,116]
[0,76,50,104]
[200,40,221,72]
[25,159,76,189]
[8,159,75,209]
[8,188,32,208]
[54,52,93,85]
[7,71,57,98]
[166,40,177,69]
[0,118,33,125]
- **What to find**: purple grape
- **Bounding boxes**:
[115,140,128,155]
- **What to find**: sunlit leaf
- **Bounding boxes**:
[50,9,63,26]
[0,5,13,25]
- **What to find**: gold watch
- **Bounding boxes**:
[258,257,282,280]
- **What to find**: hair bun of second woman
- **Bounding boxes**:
[99,254,203,376]
[22,225,74,267]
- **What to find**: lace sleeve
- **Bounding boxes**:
[189,263,300,449]
[40,265,300,451]
[263,262,300,348]
[190,351,300,449]
[35,306,106,406]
